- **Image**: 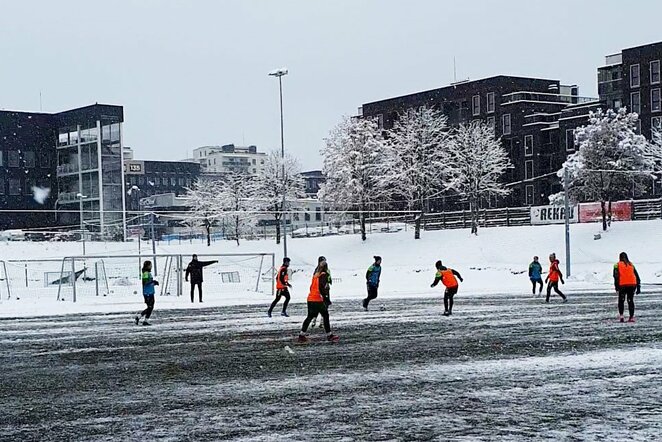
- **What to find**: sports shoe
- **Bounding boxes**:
[267,311,272,318]
[142,321,151,326]
[281,311,289,317]
[442,311,450,316]
[327,334,340,342]
[134,316,140,325]
[297,335,308,343]
[627,316,636,323]
[562,298,568,303]
[618,315,625,323]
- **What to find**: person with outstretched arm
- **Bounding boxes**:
[529,256,544,296]
[185,254,218,303]
[268,257,292,317]
[545,253,567,303]
[298,261,339,343]
[431,260,464,316]
[613,252,641,323]
[362,256,382,311]
[135,260,158,326]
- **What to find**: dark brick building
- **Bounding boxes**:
[361,76,598,208]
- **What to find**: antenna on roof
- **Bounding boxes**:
[39,90,42,111]
[453,57,457,83]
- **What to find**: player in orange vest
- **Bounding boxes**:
[430,260,464,316]
[613,252,641,323]
[298,261,339,342]
[268,257,292,317]
[545,253,567,303]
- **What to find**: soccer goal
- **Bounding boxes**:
[54,253,275,302]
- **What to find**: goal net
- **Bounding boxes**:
[54,253,275,303]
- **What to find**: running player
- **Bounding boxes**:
[268,257,292,317]
[430,260,464,316]
[545,253,567,303]
[298,261,339,342]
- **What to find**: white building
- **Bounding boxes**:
[192,144,267,176]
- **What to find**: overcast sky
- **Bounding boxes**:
[1,0,661,170]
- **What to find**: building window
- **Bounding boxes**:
[25,178,35,195]
[525,160,534,180]
[614,99,622,109]
[502,114,511,135]
[304,212,310,222]
[636,119,642,134]
[524,135,533,157]
[315,207,322,221]
[631,91,641,114]
[651,60,660,85]
[9,178,21,195]
[486,92,495,113]
[171,177,177,186]
[0,179,4,195]
[652,88,661,112]
[24,151,36,168]
[630,64,640,88]
[566,129,575,151]
[472,95,480,116]
[40,154,50,168]
[377,114,384,129]
[652,117,662,132]
[0,151,3,166]
[525,185,534,206]
[487,116,495,131]
[178,177,185,186]
[8,151,20,168]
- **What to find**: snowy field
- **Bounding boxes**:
[1,220,662,318]
[1,292,662,441]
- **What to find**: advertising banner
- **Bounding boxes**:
[530,205,578,225]
[579,201,632,223]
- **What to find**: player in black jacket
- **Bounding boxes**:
[185,254,218,303]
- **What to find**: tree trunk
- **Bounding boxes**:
[360,210,367,242]
[234,216,240,246]
[414,212,421,240]
[600,200,608,231]
[206,224,211,247]
[470,199,478,235]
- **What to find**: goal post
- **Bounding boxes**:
[54,253,275,302]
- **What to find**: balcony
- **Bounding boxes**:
[502,91,598,106]
[605,53,623,66]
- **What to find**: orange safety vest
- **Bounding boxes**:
[276,266,289,290]
[548,261,561,282]
[437,269,458,288]
[307,272,326,302]
[617,261,637,287]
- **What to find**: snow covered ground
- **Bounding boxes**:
[1,219,661,318]
[1,293,661,440]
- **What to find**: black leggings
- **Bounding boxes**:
[141,296,154,319]
[546,282,566,301]
[618,287,636,318]
[269,289,290,314]
[190,282,203,302]
[531,279,543,294]
[363,285,378,308]
[301,301,330,333]
[444,287,458,313]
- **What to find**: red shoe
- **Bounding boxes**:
[618,315,624,323]
[627,317,636,323]
[327,334,340,342]
[297,335,308,343]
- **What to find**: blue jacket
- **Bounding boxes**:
[366,264,381,287]
[142,271,156,296]
[529,261,543,280]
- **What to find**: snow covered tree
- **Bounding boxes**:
[445,121,512,235]
[254,151,306,245]
[551,108,655,231]
[646,128,662,172]
[184,177,222,246]
[381,106,450,239]
[216,171,260,246]
[319,116,388,241]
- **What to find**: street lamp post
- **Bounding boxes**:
[269,67,289,259]
[76,193,87,256]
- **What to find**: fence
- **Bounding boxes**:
[632,198,662,221]
[2,253,275,303]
